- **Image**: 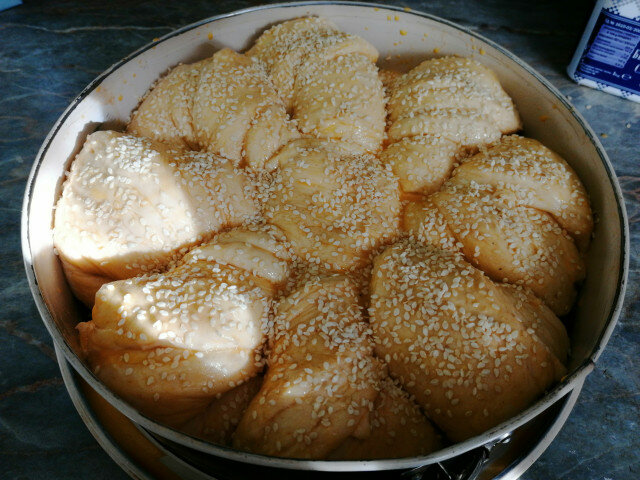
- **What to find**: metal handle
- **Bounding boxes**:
[403,434,512,480]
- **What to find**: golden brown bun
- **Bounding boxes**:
[77,225,292,427]
[369,240,569,442]
[128,48,298,170]
[403,195,461,252]
[248,17,384,153]
[404,135,591,315]
[127,62,201,150]
[53,131,258,306]
[233,275,382,459]
[262,138,401,273]
[328,376,442,460]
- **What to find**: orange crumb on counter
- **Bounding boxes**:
[400,29,408,36]
[118,95,123,101]
[539,115,550,122]
[479,48,486,55]
[433,48,440,54]
[208,32,213,40]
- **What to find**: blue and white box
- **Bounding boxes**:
[567,0,640,102]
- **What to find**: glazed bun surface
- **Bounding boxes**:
[369,240,569,441]
[53,131,257,305]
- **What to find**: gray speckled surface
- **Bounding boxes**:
[2,1,639,479]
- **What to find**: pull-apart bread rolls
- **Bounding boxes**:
[262,138,401,273]
[53,131,258,306]
[128,48,298,170]
[369,240,569,442]
[233,275,440,459]
[77,225,292,427]
[233,275,380,458]
[382,56,521,194]
[248,17,385,154]
[57,16,591,459]
[405,135,592,315]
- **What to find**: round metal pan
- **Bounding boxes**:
[56,344,586,480]
[23,0,629,474]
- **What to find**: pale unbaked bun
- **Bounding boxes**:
[181,375,263,445]
[328,376,442,460]
[404,135,591,315]
[233,275,383,459]
[379,135,461,195]
[369,240,569,442]
[262,138,401,273]
[387,56,521,146]
[128,48,298,170]
[53,131,258,306]
[77,225,292,427]
[382,56,521,194]
[248,17,385,154]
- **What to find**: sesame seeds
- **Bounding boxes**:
[77,225,296,426]
[261,138,401,273]
[403,134,590,316]
[59,16,588,459]
[386,56,521,148]
[233,275,383,458]
[369,239,569,442]
[129,49,297,170]
[53,131,259,305]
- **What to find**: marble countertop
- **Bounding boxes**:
[2,1,638,479]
